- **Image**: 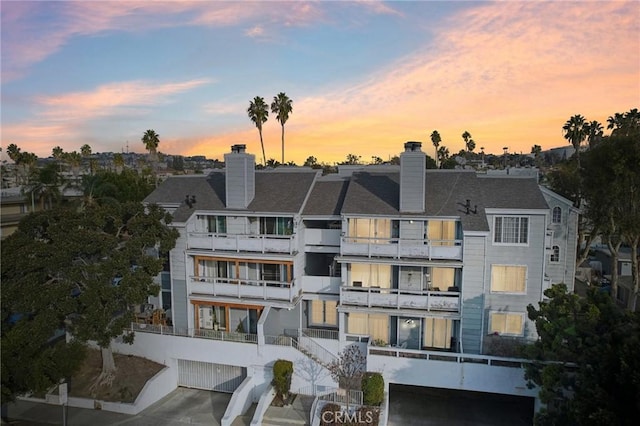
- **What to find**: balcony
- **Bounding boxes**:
[304,228,341,247]
[341,237,462,260]
[187,232,295,254]
[340,286,460,313]
[299,276,341,294]
[190,276,300,302]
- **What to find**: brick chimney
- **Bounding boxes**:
[224,144,255,209]
[400,141,426,213]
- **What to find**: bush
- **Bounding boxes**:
[361,372,384,406]
[271,359,293,400]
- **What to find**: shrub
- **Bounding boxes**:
[361,372,384,406]
[271,359,293,401]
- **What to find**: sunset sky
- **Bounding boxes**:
[2,1,639,165]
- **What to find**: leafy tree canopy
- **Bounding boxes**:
[1,201,178,402]
[524,284,640,425]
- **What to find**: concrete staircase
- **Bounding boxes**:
[262,394,315,426]
[230,403,257,426]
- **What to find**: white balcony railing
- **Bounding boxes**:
[341,237,462,260]
[187,232,295,254]
[190,276,299,302]
[130,322,258,344]
[299,276,341,294]
[340,286,460,312]
[304,228,341,246]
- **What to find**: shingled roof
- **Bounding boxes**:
[303,178,350,216]
[144,170,317,222]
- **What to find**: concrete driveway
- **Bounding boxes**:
[2,388,232,426]
[387,385,534,426]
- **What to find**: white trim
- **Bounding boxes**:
[485,208,547,215]
[489,264,528,294]
[492,215,530,247]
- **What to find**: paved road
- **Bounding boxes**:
[2,388,231,426]
[387,385,534,426]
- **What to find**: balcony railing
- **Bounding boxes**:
[340,286,460,312]
[367,343,527,369]
[190,276,299,302]
[130,322,258,344]
[187,232,295,254]
[341,237,462,260]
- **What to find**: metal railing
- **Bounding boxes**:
[301,328,339,340]
[130,322,258,344]
[319,389,364,406]
[367,344,527,368]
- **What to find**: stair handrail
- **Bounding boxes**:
[295,330,338,368]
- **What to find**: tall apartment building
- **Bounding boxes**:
[130,142,578,421]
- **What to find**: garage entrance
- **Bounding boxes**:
[177,359,246,393]
[388,384,534,426]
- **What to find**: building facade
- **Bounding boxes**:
[131,142,578,421]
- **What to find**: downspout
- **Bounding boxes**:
[479,233,488,354]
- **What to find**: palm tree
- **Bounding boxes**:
[52,146,64,173]
[65,151,82,186]
[247,97,269,165]
[270,92,293,165]
[141,129,160,159]
[562,114,587,168]
[81,144,92,174]
[430,130,441,168]
[437,146,450,168]
[142,129,160,182]
[462,131,475,153]
[585,120,604,148]
[113,153,125,174]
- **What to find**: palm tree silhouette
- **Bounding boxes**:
[247,97,269,165]
[271,92,293,165]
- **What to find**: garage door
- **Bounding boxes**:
[177,359,246,393]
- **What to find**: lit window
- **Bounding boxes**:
[491,265,527,293]
[552,207,562,224]
[494,217,529,244]
[309,300,337,327]
[550,246,560,262]
[490,312,524,336]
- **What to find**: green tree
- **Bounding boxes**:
[52,146,65,173]
[462,131,475,154]
[584,120,604,148]
[524,284,640,425]
[247,96,269,166]
[2,201,178,393]
[83,169,154,205]
[437,146,450,169]
[81,144,92,174]
[303,156,319,168]
[65,151,83,185]
[270,92,293,165]
[23,162,63,210]
[562,115,587,168]
[113,153,125,173]
[371,156,384,165]
[581,133,640,306]
[430,130,441,168]
[341,154,361,165]
[328,345,366,410]
[265,158,280,168]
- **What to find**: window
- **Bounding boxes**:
[552,207,562,224]
[491,265,527,293]
[490,312,524,336]
[494,217,528,244]
[348,218,391,243]
[350,263,391,288]
[309,300,338,327]
[347,313,389,343]
[427,220,457,246]
[197,215,227,233]
[550,245,560,262]
[260,217,292,235]
[423,318,452,349]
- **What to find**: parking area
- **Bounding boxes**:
[2,388,231,426]
[387,384,534,426]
